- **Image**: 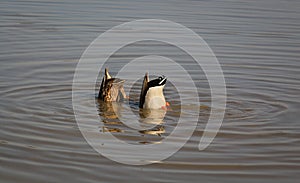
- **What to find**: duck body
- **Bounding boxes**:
[98,68,126,102]
[143,85,166,109]
[139,73,167,109]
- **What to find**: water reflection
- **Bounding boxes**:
[98,100,123,124]
[97,99,167,137]
[139,109,166,136]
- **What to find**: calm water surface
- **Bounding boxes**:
[1,0,300,182]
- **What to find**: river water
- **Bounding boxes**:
[0,0,300,182]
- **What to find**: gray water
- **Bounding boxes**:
[1,0,300,182]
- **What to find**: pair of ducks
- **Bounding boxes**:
[98,68,168,109]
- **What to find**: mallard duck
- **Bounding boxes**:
[98,68,127,102]
[139,73,168,109]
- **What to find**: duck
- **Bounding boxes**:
[98,68,127,102]
[139,73,168,109]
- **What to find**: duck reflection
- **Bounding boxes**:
[98,100,124,133]
[98,99,166,136]
[138,109,166,136]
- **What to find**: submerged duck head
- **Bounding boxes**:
[139,73,167,109]
[98,68,127,102]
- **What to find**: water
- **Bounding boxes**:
[1,0,300,182]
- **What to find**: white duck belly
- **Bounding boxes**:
[143,85,166,109]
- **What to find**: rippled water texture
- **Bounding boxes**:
[1,0,300,182]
